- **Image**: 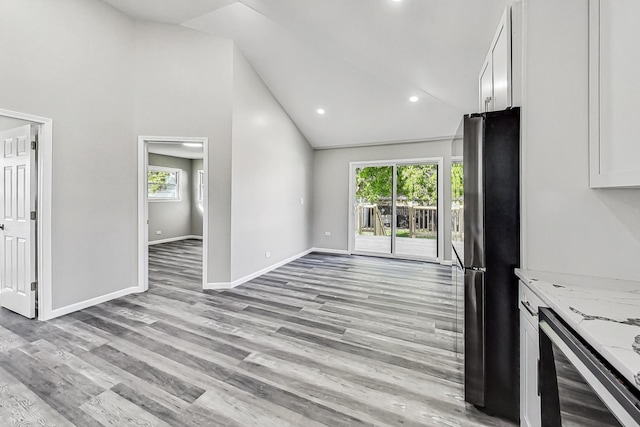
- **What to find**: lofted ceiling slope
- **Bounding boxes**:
[101,0,509,148]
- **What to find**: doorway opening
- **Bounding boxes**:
[349,158,444,262]
[137,136,208,292]
[0,109,52,320]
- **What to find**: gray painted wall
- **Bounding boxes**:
[313,138,456,263]
[230,47,314,281]
[148,154,201,242]
[191,159,204,237]
[134,21,234,283]
[1,0,137,309]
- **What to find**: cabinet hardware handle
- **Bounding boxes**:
[521,300,537,317]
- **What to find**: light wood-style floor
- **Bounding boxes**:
[0,240,514,426]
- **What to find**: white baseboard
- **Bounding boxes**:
[44,286,141,320]
[309,247,351,255]
[440,260,453,266]
[204,281,237,290]
[205,248,313,290]
[148,235,203,245]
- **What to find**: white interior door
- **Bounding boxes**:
[0,125,37,318]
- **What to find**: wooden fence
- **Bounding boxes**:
[408,206,437,237]
[356,204,437,238]
[452,206,464,241]
[356,204,464,239]
[355,204,387,236]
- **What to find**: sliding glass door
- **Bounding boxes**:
[352,159,441,260]
[395,164,438,259]
[353,165,392,255]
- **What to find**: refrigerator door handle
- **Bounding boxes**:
[463,114,486,270]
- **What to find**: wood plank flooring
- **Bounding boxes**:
[0,240,515,426]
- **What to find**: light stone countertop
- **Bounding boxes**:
[515,268,640,392]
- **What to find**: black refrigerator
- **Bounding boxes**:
[463,107,520,422]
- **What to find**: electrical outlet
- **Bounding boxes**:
[155,231,162,235]
[300,197,304,205]
[265,251,271,258]
[324,231,331,236]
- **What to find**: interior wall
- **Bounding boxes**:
[133,21,234,283]
[191,158,204,237]
[313,139,455,262]
[148,154,193,242]
[451,137,463,158]
[230,47,313,281]
[0,117,32,131]
[522,0,640,280]
[0,0,138,310]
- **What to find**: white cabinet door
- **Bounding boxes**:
[479,58,493,112]
[520,310,541,427]
[479,8,512,112]
[589,0,640,188]
[492,25,510,111]
[0,125,37,318]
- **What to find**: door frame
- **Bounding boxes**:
[137,136,209,292]
[0,108,53,321]
[348,157,444,263]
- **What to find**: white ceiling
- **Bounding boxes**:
[102,0,509,148]
[148,142,204,160]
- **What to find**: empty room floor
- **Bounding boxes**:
[0,249,514,426]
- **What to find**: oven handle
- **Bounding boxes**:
[539,308,640,427]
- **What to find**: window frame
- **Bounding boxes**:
[197,169,204,201]
[147,165,181,202]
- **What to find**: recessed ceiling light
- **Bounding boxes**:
[409,96,419,103]
[183,142,202,147]
[317,108,326,115]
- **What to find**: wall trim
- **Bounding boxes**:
[309,247,351,255]
[138,135,209,293]
[205,248,313,290]
[45,286,140,320]
[440,260,453,266]
[148,235,203,246]
[313,135,459,151]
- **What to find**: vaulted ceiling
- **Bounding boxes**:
[101,0,509,148]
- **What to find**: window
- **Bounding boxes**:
[148,166,180,201]
[197,170,204,201]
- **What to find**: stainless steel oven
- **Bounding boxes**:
[539,308,640,426]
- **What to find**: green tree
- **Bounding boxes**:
[355,164,440,206]
[355,166,392,204]
[451,162,464,204]
[148,171,171,194]
[397,165,438,206]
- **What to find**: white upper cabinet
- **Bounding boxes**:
[479,8,512,113]
[589,0,640,188]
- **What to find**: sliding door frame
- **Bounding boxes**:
[348,157,444,263]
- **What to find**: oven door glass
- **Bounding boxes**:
[539,308,640,427]
[547,339,622,426]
